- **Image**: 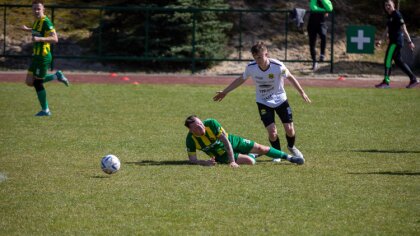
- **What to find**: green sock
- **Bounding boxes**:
[36,89,49,110]
[384,75,390,84]
[44,74,56,83]
[266,147,288,159]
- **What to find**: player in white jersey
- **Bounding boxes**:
[213,41,311,158]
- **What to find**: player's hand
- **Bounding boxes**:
[301,92,311,103]
[20,25,31,31]
[408,41,415,51]
[213,91,226,102]
[229,162,239,168]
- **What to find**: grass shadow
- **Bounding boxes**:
[125,160,191,166]
[352,149,420,154]
[348,171,420,176]
[91,175,112,178]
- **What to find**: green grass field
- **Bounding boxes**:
[0,82,419,235]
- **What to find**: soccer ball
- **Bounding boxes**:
[101,154,120,174]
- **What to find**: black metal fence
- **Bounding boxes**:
[0,4,335,73]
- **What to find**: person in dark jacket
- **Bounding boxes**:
[307,0,333,71]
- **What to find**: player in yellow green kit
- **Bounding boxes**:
[185,115,305,168]
[20,0,69,116]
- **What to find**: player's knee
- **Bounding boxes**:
[253,143,270,154]
[266,124,277,140]
[25,77,34,87]
[237,155,256,165]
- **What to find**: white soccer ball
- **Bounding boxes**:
[101,154,120,174]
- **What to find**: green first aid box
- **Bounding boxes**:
[346,25,376,54]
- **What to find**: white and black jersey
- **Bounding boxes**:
[242,58,289,108]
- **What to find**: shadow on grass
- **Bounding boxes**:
[91,175,112,178]
[125,159,286,166]
[348,171,420,176]
[352,149,420,154]
[125,160,191,166]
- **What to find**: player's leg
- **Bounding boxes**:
[250,142,304,165]
[275,100,304,158]
[391,46,418,88]
[32,58,51,116]
[236,154,256,165]
[229,135,257,165]
[33,77,50,116]
[308,27,318,70]
[376,43,396,88]
[25,71,35,87]
[319,23,327,62]
[257,103,281,150]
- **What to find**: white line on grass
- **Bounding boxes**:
[0,172,7,183]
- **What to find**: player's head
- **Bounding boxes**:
[384,0,395,14]
[251,41,268,56]
[251,41,269,66]
[32,0,45,19]
[184,115,205,136]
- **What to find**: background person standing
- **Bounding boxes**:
[375,0,418,89]
[307,0,333,71]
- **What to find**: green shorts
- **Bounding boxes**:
[215,134,255,164]
[28,54,52,79]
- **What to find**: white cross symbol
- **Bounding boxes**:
[351,30,371,50]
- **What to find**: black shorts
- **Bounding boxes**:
[257,100,293,127]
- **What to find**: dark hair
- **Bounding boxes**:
[32,0,44,5]
[184,115,198,128]
[250,41,268,55]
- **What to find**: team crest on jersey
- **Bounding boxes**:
[268,73,274,79]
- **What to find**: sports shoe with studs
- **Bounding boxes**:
[287,155,305,165]
[56,70,69,87]
[35,110,51,116]
[375,82,390,89]
[288,146,304,158]
[406,79,419,89]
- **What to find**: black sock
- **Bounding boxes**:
[270,136,281,151]
[286,135,295,148]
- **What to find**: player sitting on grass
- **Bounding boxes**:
[184,115,305,168]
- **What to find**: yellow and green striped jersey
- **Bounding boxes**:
[186,118,229,158]
[31,16,55,57]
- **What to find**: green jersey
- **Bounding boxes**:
[186,118,227,158]
[31,16,55,57]
[185,118,254,163]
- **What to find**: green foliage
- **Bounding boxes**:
[0,83,419,234]
[91,0,232,70]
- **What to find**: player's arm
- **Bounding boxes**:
[401,24,415,51]
[213,75,247,102]
[20,25,32,32]
[33,30,58,44]
[188,154,216,166]
[309,0,333,12]
[286,70,311,103]
[218,132,239,168]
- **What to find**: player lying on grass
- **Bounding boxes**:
[184,115,305,168]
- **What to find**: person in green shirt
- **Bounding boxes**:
[185,115,305,168]
[307,0,333,71]
[20,0,69,116]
